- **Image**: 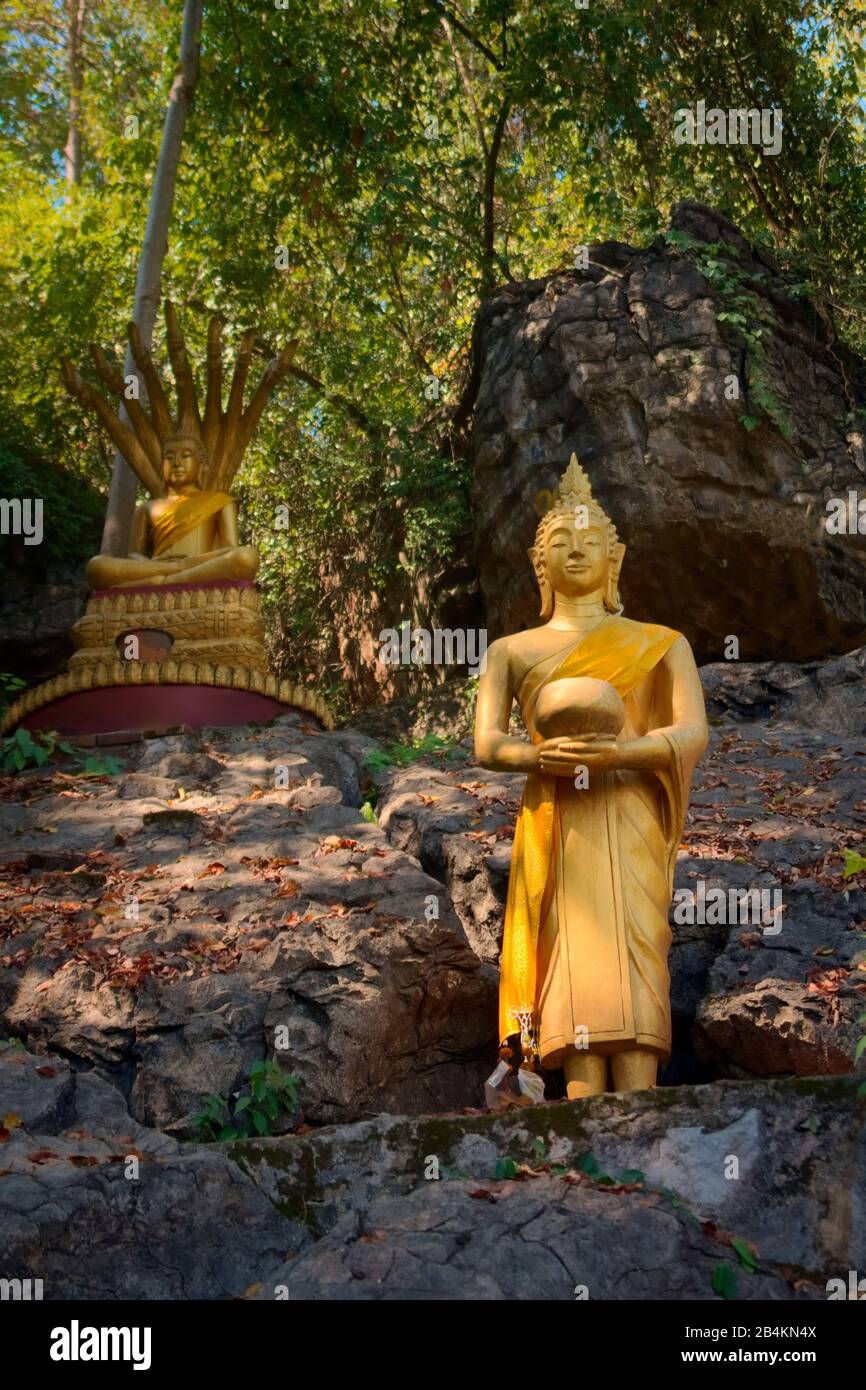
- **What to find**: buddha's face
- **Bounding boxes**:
[162,436,203,489]
[544,518,608,597]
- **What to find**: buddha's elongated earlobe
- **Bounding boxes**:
[605,541,626,615]
[529,545,553,619]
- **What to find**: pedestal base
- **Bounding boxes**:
[17,685,300,737]
[1,579,336,736]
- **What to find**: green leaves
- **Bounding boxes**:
[192,1059,301,1144]
[619,1168,646,1185]
[363,734,453,775]
[4,0,866,698]
[0,727,122,777]
[712,1263,738,1300]
[730,1237,758,1273]
[575,1151,601,1177]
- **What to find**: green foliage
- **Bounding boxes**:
[856,1012,866,1101]
[363,733,453,775]
[619,1168,646,1185]
[664,230,794,438]
[730,1237,758,1273]
[0,727,121,775]
[0,672,26,717]
[0,441,104,565]
[575,1150,602,1178]
[192,1059,300,1143]
[3,1,866,689]
[0,728,54,771]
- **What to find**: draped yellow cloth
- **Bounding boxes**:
[498,616,688,1054]
[151,490,232,556]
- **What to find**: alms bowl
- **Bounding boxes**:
[534,676,625,740]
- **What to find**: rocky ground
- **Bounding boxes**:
[1,1042,860,1300]
[0,656,864,1298]
[0,715,496,1133]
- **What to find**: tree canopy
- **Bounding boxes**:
[1,0,864,704]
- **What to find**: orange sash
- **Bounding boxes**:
[151,490,232,556]
[499,617,680,1047]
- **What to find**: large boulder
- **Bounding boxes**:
[0,560,86,683]
[472,200,866,663]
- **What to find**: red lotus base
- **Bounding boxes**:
[18,684,297,737]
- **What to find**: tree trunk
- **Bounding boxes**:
[99,0,204,557]
[64,0,87,185]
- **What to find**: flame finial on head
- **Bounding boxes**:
[554,453,598,510]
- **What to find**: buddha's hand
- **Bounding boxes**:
[535,735,619,777]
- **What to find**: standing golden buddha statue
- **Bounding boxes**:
[474,455,708,1099]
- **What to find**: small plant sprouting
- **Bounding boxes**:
[363,732,454,776]
[192,1059,300,1142]
[0,727,121,776]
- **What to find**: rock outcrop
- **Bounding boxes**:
[240,1072,862,1301]
[701,645,866,735]
[3,1043,861,1300]
[472,200,866,663]
[0,715,496,1134]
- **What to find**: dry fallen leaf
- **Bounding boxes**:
[196,862,226,880]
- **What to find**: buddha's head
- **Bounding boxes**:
[162,434,207,490]
[529,455,625,619]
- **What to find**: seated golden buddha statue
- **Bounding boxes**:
[0,304,341,734]
[85,432,258,589]
[474,455,708,1100]
[60,300,296,592]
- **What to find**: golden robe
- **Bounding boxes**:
[498,616,700,1065]
[151,490,232,557]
